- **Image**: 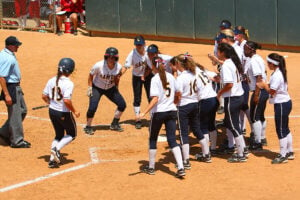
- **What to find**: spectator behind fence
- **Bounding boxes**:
[15,0,28,30]
[57,0,83,36]
[29,0,41,27]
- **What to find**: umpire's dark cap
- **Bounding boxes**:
[134,35,145,45]
[5,36,22,46]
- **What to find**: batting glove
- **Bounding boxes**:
[87,86,93,97]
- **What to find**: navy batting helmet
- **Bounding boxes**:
[58,58,75,74]
[104,47,119,61]
[219,20,231,29]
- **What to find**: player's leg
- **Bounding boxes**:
[132,75,143,129]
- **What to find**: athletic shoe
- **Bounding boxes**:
[227,153,247,163]
[217,106,224,114]
[135,121,142,129]
[217,146,235,155]
[176,168,186,178]
[249,142,263,151]
[195,153,212,163]
[261,138,268,146]
[51,147,61,163]
[48,160,59,168]
[210,149,219,156]
[286,152,295,160]
[142,166,155,175]
[183,160,191,170]
[272,154,288,164]
[84,126,94,135]
[110,123,124,132]
[10,141,31,148]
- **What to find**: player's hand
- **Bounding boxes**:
[256,81,266,89]
[139,113,145,118]
[87,86,93,97]
[5,94,12,105]
[74,111,80,118]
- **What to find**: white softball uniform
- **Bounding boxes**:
[269,68,291,104]
[90,60,122,90]
[232,42,243,62]
[124,47,148,77]
[220,59,244,97]
[43,76,74,112]
[176,70,199,106]
[195,68,217,100]
[150,72,178,113]
[247,54,267,91]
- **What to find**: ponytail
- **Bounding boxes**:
[152,56,168,90]
[175,53,196,74]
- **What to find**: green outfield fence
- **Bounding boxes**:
[85,0,300,51]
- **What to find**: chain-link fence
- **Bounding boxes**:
[0,0,56,32]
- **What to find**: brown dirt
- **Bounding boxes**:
[0,29,299,200]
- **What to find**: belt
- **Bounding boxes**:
[7,82,20,86]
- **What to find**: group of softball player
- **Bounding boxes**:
[41,28,294,173]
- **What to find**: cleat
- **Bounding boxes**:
[249,142,263,151]
[210,149,219,156]
[227,153,247,163]
[272,154,288,164]
[48,160,59,168]
[135,121,142,129]
[110,123,124,132]
[286,152,295,160]
[176,168,186,178]
[51,147,61,163]
[142,166,155,175]
[195,154,212,163]
[84,126,94,135]
[11,141,31,148]
[217,106,224,114]
[183,160,191,170]
[261,138,268,146]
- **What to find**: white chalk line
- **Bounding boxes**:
[0,147,126,193]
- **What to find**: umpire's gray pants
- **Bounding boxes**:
[0,86,27,146]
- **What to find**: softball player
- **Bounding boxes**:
[139,57,185,178]
[217,43,247,163]
[195,63,219,155]
[123,35,149,129]
[244,41,268,150]
[84,47,126,134]
[233,26,252,135]
[42,58,80,168]
[174,54,211,166]
[146,44,173,74]
[258,53,294,164]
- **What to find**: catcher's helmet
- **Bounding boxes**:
[58,58,75,74]
[219,20,231,29]
[104,47,119,61]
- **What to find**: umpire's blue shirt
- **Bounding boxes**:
[0,48,21,83]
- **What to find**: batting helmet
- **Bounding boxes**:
[104,47,119,61]
[219,20,231,29]
[58,58,75,74]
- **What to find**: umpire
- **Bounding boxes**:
[0,36,30,148]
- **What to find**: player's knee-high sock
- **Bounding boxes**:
[204,134,210,148]
[56,135,73,151]
[209,130,217,150]
[226,129,235,148]
[134,106,140,120]
[279,137,288,157]
[114,109,123,119]
[287,133,294,153]
[50,139,59,161]
[239,111,245,131]
[172,146,184,169]
[199,138,209,156]
[252,121,262,143]
[149,149,156,169]
[86,118,93,126]
[261,120,267,139]
[234,135,245,157]
[181,143,190,162]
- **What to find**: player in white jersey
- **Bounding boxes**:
[258,53,294,164]
[139,56,185,178]
[195,63,219,155]
[146,44,173,74]
[123,35,149,129]
[217,43,247,163]
[84,47,126,134]
[42,58,80,168]
[234,26,252,136]
[244,41,269,150]
[173,54,211,166]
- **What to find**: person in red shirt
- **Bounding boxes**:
[57,0,82,36]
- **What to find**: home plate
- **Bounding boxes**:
[158,134,167,142]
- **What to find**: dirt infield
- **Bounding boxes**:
[0,30,299,200]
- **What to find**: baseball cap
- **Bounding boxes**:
[147,44,158,53]
[234,28,244,35]
[5,36,22,46]
[219,20,231,29]
[134,35,145,45]
[215,33,227,42]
